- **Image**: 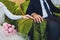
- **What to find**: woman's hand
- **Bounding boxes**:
[22,15,33,19]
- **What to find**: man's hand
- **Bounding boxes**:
[31,13,43,23]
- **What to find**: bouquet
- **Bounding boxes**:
[3,22,17,36]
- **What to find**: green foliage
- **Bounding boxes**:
[0,0,4,2]
[33,20,46,40]
[17,19,47,40]
[17,19,33,40]
[21,1,30,14]
[0,0,15,14]
[17,19,33,36]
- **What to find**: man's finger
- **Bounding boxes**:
[34,17,41,23]
[34,17,37,23]
[38,17,41,23]
[39,16,43,21]
[35,18,39,23]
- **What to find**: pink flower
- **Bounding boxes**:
[12,29,17,35]
[3,22,8,30]
[3,22,17,36]
[8,28,14,33]
[3,22,8,26]
[11,25,15,29]
[7,24,12,28]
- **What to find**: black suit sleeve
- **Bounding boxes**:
[26,0,35,15]
[48,0,60,13]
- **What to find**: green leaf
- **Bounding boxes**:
[17,19,33,36]
[33,20,46,40]
[21,1,30,14]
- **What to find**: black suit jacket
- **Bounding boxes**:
[26,0,60,17]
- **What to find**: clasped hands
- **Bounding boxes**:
[22,13,43,23]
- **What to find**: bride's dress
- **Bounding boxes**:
[0,2,25,40]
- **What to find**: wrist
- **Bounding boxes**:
[31,13,38,17]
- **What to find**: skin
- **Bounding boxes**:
[31,13,43,23]
[22,15,33,19]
